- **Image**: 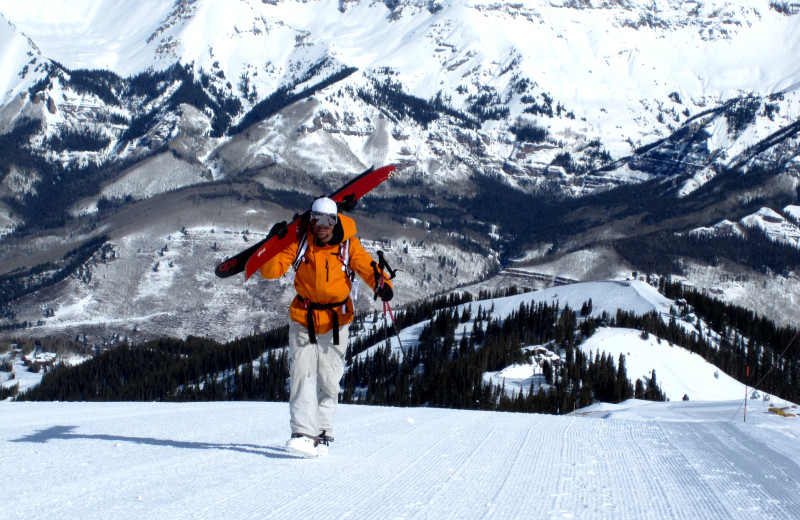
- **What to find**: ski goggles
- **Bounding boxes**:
[310,211,338,228]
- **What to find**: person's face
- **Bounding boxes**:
[310,211,337,243]
[311,220,334,243]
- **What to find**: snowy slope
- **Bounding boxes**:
[480,279,673,319]
[580,327,749,402]
[741,207,800,248]
[370,279,672,361]
[2,400,799,519]
[481,325,759,403]
[692,206,800,248]
[360,279,768,403]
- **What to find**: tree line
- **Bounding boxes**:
[13,278,797,409]
[17,328,288,402]
[343,298,663,414]
[660,277,799,402]
[15,289,668,413]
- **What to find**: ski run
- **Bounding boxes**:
[3,280,800,518]
[2,399,799,519]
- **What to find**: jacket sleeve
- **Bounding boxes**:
[259,240,299,280]
[349,237,393,292]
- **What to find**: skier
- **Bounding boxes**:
[259,196,394,457]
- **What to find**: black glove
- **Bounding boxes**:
[338,193,358,212]
[379,284,393,302]
[269,221,288,239]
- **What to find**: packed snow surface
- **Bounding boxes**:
[3,279,800,518]
[2,400,799,519]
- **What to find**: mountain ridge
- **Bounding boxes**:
[2,0,800,342]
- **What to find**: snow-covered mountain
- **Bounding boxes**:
[3,0,799,192]
[2,0,800,342]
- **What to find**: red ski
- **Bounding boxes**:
[214,164,396,280]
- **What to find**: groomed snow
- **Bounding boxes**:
[2,400,799,519]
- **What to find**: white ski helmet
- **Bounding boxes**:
[311,197,337,215]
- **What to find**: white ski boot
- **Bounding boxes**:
[286,434,319,457]
[286,431,334,457]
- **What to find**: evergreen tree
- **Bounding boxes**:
[616,354,633,402]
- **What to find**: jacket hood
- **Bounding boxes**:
[337,213,357,241]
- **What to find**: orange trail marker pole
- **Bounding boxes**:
[744,366,750,423]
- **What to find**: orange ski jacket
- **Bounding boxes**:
[259,213,392,336]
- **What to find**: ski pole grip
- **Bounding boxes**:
[376,250,398,279]
[371,261,383,300]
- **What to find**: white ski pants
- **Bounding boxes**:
[288,321,349,438]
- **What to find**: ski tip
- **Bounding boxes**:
[375,163,396,180]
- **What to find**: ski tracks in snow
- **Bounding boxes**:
[267,406,800,519]
[3,402,800,519]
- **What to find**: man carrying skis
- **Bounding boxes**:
[259,196,394,457]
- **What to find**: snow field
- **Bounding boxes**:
[461,280,674,323]
[580,328,750,402]
[2,400,799,519]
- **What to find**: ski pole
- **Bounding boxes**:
[383,300,406,353]
[371,256,405,352]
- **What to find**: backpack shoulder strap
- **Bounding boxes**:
[292,233,309,271]
[338,239,353,279]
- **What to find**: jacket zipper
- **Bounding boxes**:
[325,258,329,282]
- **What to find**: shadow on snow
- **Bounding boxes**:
[11,425,297,459]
